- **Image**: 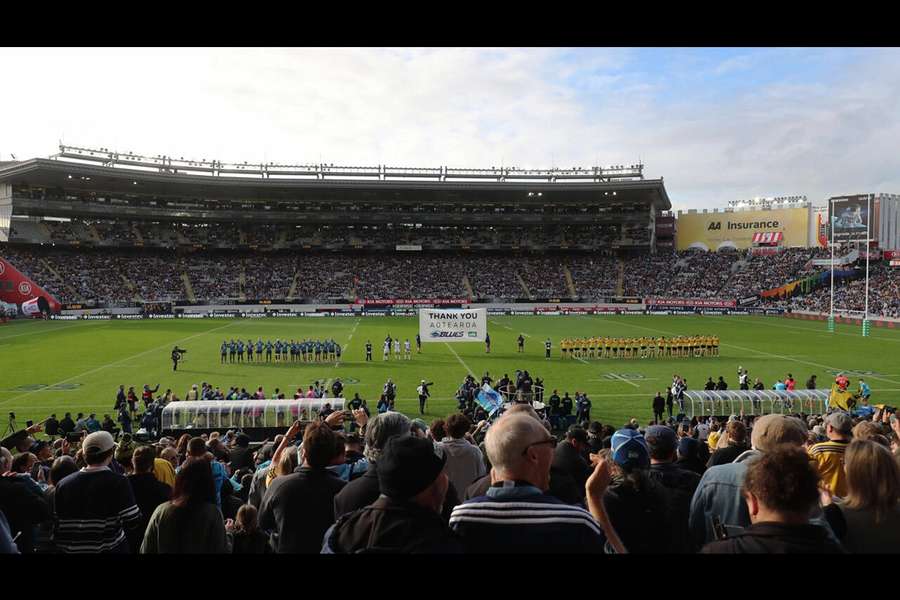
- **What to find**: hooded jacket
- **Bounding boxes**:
[322,496,463,554]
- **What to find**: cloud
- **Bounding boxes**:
[1,48,899,212]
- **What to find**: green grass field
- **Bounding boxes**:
[2,314,899,434]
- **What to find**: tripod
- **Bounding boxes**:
[3,414,17,437]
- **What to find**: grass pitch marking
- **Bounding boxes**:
[589,316,900,387]
[0,321,97,341]
[445,343,476,377]
[0,321,239,407]
[606,371,640,388]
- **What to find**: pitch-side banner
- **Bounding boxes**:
[419,308,486,342]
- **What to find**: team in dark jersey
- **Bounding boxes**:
[219,338,342,364]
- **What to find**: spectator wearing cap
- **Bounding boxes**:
[30,440,53,482]
[645,425,701,553]
[323,436,463,553]
[551,425,593,502]
[603,428,676,553]
[449,414,624,554]
[228,434,254,472]
[127,445,172,553]
[707,420,750,467]
[702,447,844,554]
[259,421,346,553]
[689,414,818,548]
[822,439,900,553]
[809,412,853,498]
[436,414,486,498]
[0,446,49,554]
[53,431,142,553]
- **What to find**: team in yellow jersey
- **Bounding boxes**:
[559,335,719,359]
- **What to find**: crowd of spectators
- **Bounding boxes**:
[4,242,900,316]
[3,395,899,554]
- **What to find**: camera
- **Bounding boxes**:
[884,406,897,414]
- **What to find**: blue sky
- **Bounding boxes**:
[1,47,898,211]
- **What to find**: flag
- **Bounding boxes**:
[828,384,854,411]
[476,384,504,417]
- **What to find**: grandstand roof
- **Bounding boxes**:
[0,157,671,210]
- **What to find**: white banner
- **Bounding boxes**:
[419,308,486,342]
[21,297,41,315]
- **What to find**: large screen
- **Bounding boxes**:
[828,194,871,243]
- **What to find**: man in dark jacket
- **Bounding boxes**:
[126,446,171,552]
[228,434,255,472]
[333,413,460,521]
[323,435,462,553]
[652,392,665,424]
[260,422,346,553]
[707,420,751,467]
[551,426,593,501]
[59,413,76,436]
[44,414,60,439]
[702,446,844,554]
[645,425,701,553]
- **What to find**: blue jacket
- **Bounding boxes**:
[690,449,841,549]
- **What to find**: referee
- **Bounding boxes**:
[545,338,552,359]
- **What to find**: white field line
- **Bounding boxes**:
[333,319,359,369]
[0,321,97,341]
[580,315,900,386]
[445,343,476,377]
[606,372,641,388]
[0,321,239,407]
[574,356,590,365]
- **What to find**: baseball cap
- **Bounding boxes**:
[750,414,807,452]
[644,425,677,455]
[566,425,589,445]
[83,431,116,454]
[825,411,853,435]
[377,435,446,500]
[611,428,650,470]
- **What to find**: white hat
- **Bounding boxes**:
[83,431,116,454]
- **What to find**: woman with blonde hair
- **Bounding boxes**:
[822,439,900,553]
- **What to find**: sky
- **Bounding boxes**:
[1,47,898,211]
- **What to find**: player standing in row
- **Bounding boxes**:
[247,339,254,362]
[265,339,273,362]
[404,338,412,360]
[416,333,422,353]
[393,337,401,359]
[383,338,390,361]
[365,340,373,362]
[229,339,237,363]
[220,340,228,364]
[517,334,525,353]
[237,339,244,362]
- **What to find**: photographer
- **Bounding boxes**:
[171,346,186,372]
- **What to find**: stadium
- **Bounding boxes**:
[2,141,900,555]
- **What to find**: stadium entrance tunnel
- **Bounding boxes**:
[161,398,346,442]
[680,389,830,418]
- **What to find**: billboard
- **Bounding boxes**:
[675,207,809,251]
[828,194,871,243]
[418,308,486,342]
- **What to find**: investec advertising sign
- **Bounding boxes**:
[676,208,809,251]
[419,308,486,343]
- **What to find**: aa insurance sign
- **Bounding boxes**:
[419,308,486,343]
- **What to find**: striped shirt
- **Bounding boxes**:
[53,467,142,553]
[449,484,607,553]
[809,440,849,498]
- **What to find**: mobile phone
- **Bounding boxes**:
[26,420,34,427]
